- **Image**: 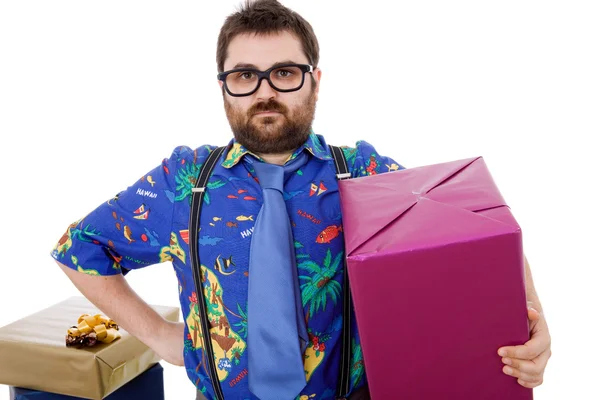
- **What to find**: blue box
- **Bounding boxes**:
[10,363,164,400]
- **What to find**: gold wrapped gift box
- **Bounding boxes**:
[0,296,179,400]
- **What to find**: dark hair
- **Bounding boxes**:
[216,0,320,73]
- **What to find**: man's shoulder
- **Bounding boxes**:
[312,135,373,160]
[168,144,220,160]
[336,140,381,164]
[335,140,404,176]
[165,144,222,167]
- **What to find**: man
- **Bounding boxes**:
[51,1,551,399]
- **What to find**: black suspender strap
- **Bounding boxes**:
[329,145,353,400]
[189,145,353,400]
[330,145,352,182]
[189,146,227,400]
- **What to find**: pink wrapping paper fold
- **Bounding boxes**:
[339,157,532,400]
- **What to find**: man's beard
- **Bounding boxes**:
[224,89,316,155]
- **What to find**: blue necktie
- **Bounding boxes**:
[247,151,309,400]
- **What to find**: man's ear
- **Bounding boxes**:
[313,67,322,101]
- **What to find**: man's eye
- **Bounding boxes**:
[276,69,292,77]
[239,72,255,80]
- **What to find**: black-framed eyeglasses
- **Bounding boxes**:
[217,63,313,97]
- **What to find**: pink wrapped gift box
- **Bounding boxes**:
[339,157,532,400]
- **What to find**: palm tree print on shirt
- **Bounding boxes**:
[298,249,343,323]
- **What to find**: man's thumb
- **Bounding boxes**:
[528,307,541,321]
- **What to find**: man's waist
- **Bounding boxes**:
[195,385,370,400]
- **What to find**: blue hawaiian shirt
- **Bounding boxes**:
[51,131,404,400]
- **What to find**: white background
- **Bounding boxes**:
[1,1,598,399]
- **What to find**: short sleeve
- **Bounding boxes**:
[342,140,405,178]
[50,146,206,276]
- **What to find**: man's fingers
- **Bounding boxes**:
[498,326,550,360]
[500,347,551,390]
[502,365,544,388]
[498,310,550,389]
[498,343,541,360]
[502,361,545,389]
[518,379,543,389]
[502,364,542,385]
[502,348,551,376]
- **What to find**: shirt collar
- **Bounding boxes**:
[221,129,332,168]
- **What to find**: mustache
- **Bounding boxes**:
[248,99,287,116]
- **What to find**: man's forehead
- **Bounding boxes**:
[224,31,308,71]
[231,60,300,70]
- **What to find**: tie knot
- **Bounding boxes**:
[254,162,284,192]
[253,151,309,192]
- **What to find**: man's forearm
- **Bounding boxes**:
[56,261,170,347]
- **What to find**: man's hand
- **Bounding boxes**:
[498,307,551,388]
[149,321,185,366]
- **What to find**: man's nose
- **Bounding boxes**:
[255,77,277,100]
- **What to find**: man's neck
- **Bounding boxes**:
[256,152,293,166]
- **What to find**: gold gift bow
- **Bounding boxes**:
[67,313,121,344]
